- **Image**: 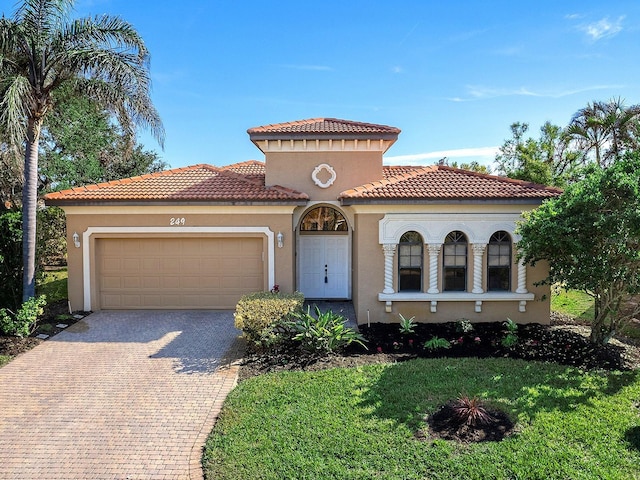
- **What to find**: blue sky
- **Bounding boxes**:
[7,0,640,169]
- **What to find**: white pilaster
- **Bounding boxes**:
[427,244,441,294]
[472,244,486,294]
[516,258,528,294]
[382,243,396,294]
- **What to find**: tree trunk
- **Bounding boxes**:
[21,120,41,302]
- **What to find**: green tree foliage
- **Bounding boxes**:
[564,98,640,167]
[0,141,22,207]
[0,210,23,311]
[516,155,640,345]
[0,207,66,311]
[39,86,168,192]
[0,0,164,301]
[495,122,579,187]
[437,157,491,174]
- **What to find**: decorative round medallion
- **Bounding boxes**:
[311,163,337,188]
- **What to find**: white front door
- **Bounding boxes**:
[298,235,349,299]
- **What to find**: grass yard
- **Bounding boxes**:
[204,358,640,480]
[37,268,68,303]
[552,287,640,341]
[551,287,594,321]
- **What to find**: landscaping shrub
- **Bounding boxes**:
[0,210,22,311]
[234,291,304,350]
[285,306,367,353]
[0,295,47,337]
[0,207,67,311]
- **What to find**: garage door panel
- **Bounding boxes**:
[123,277,141,288]
[101,276,122,289]
[162,276,181,289]
[161,258,180,271]
[97,237,264,309]
[143,277,160,288]
[142,258,160,272]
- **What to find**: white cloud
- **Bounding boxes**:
[384,146,499,165]
[391,66,404,74]
[455,83,623,101]
[580,16,625,41]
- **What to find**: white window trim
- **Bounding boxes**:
[81,226,275,311]
[378,213,532,313]
[378,291,535,313]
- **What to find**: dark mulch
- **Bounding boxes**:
[238,316,640,381]
[420,402,515,443]
[0,299,84,358]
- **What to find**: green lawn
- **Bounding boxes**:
[551,287,594,321]
[552,287,640,340]
[37,268,68,302]
[203,358,640,479]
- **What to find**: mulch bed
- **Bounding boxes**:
[238,313,640,381]
[0,299,84,358]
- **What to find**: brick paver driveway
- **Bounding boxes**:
[0,310,244,480]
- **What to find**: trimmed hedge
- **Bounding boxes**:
[234,291,304,350]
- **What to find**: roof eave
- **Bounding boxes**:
[339,197,552,206]
[249,132,400,142]
[44,199,309,207]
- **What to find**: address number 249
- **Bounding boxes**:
[170,217,186,226]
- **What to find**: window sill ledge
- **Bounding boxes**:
[378,292,535,313]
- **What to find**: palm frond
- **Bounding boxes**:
[0,75,32,144]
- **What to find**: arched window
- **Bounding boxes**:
[443,231,467,291]
[300,206,348,232]
[488,231,511,291]
[398,231,423,291]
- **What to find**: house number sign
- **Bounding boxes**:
[169,217,186,225]
[311,163,337,189]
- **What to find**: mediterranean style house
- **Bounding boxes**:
[44,118,561,324]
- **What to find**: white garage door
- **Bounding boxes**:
[96,237,264,309]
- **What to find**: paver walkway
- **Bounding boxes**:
[0,310,244,480]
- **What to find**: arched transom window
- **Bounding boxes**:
[398,231,423,291]
[300,206,348,232]
[443,231,467,291]
[488,231,511,291]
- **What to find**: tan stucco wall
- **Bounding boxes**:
[264,151,384,201]
[62,206,297,311]
[61,201,552,324]
[349,203,552,326]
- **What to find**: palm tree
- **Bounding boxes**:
[0,0,164,302]
[564,98,640,167]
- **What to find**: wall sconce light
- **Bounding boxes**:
[72,232,80,248]
[277,231,284,248]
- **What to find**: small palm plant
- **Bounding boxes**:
[398,313,416,335]
[451,395,496,427]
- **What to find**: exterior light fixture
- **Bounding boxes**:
[72,232,80,248]
[277,231,284,248]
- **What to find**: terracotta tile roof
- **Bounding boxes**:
[248,118,401,136]
[340,165,562,203]
[222,160,265,179]
[44,164,308,205]
[383,165,424,177]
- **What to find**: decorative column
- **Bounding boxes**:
[427,244,441,294]
[516,257,528,294]
[382,244,396,294]
[471,244,486,294]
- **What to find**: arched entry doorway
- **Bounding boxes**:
[297,205,350,299]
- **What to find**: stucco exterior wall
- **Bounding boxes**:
[350,203,552,326]
[264,151,383,201]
